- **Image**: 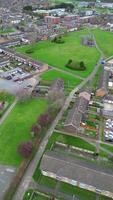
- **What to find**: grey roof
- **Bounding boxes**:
[97,67,109,91]
[104,95,113,102]
[2,47,44,67]
[65,96,88,129]
[40,151,113,194]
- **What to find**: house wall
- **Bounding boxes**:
[41,169,113,198]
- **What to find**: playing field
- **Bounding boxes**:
[16,30,100,78]
[93,28,113,58]
[0,98,47,166]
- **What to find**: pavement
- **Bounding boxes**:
[51,66,85,80]
[0,165,16,200]
[0,79,20,95]
[0,77,38,97]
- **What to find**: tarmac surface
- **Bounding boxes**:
[0,164,16,200]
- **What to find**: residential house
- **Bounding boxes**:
[64,90,91,135]
[40,150,113,198]
[96,68,109,97]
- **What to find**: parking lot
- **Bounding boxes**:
[0,164,16,200]
[104,118,113,142]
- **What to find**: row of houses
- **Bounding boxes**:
[40,150,113,198]
[0,57,10,68]
[0,47,48,72]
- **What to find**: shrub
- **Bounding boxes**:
[65,59,86,71]
[31,124,41,137]
[18,140,33,158]
[38,113,52,128]
[25,48,34,54]
[52,35,65,44]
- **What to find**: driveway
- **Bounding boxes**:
[0,77,38,96]
[0,165,16,200]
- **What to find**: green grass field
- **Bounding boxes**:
[93,29,113,58]
[40,69,81,91]
[0,92,14,104]
[100,143,113,153]
[46,131,96,152]
[23,189,50,200]
[16,30,100,78]
[0,98,47,166]
[60,182,112,200]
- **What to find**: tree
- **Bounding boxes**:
[16,88,30,101]
[18,141,33,158]
[38,113,52,128]
[23,5,33,12]
[80,61,86,70]
[31,124,40,137]
[47,90,65,102]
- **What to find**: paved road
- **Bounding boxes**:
[13,52,102,200]
[0,99,17,125]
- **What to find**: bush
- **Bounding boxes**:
[25,48,34,54]
[65,59,86,71]
[38,113,52,128]
[31,124,41,137]
[18,141,33,158]
[52,35,65,44]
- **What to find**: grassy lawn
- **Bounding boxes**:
[93,29,113,58]
[0,91,14,104]
[16,29,100,78]
[38,175,57,189]
[40,69,81,91]
[23,189,50,200]
[46,131,96,152]
[100,143,113,153]
[0,98,47,166]
[0,92,15,118]
[85,129,97,137]
[60,182,112,200]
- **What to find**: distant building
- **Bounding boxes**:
[44,16,60,24]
